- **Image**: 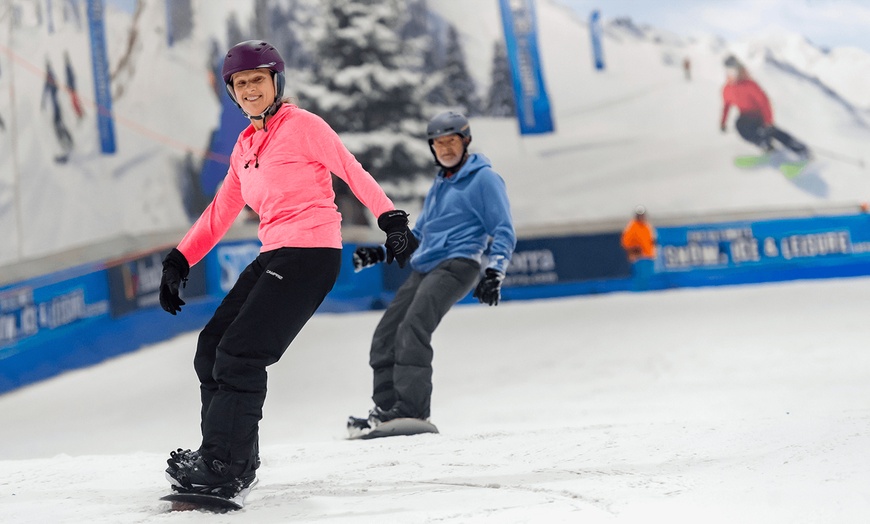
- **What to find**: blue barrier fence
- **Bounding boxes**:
[3,212,870,394]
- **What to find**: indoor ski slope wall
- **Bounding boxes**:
[3,211,870,394]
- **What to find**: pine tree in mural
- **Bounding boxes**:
[250,0,313,70]
[298,0,431,186]
[486,40,516,117]
[167,0,193,45]
[440,25,482,115]
[226,11,246,48]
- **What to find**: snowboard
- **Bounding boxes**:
[347,417,439,440]
[161,478,258,512]
[161,492,244,512]
[734,153,810,179]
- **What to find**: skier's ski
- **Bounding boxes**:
[779,160,810,179]
[733,154,770,168]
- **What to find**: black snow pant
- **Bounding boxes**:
[193,247,341,472]
[369,258,480,419]
[735,112,808,156]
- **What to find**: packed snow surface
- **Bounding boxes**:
[1,278,868,522]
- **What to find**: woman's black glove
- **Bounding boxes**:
[473,269,505,306]
[377,210,419,269]
[159,248,190,315]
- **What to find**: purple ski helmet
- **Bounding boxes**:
[221,40,286,118]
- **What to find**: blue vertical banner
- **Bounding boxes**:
[166,1,174,47]
[498,0,555,135]
[46,0,55,33]
[590,9,606,71]
[86,0,117,154]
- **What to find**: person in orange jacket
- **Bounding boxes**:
[621,206,656,290]
[621,205,656,262]
[720,55,810,158]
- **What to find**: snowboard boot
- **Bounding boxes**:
[165,453,256,499]
[348,405,423,435]
[166,448,260,485]
[368,405,408,427]
[167,448,200,472]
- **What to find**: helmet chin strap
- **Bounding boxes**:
[246,100,281,121]
[241,101,281,132]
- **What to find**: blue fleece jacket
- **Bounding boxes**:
[410,153,516,274]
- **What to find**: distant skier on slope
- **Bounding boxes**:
[720,55,810,159]
[42,59,74,162]
[63,51,84,120]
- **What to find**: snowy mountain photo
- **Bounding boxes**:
[2,0,869,267]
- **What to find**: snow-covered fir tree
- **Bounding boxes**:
[422,21,481,116]
[438,25,482,115]
[250,0,314,70]
[486,40,516,117]
[297,0,431,187]
[167,0,193,45]
[226,12,247,48]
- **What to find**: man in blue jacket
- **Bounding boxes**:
[349,111,516,432]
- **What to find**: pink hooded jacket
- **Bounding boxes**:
[177,104,394,266]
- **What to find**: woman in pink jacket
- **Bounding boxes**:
[159,41,417,500]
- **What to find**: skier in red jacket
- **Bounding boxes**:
[720,55,810,158]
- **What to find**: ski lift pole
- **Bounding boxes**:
[811,145,865,169]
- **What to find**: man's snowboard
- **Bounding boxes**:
[347,418,439,440]
[734,153,811,179]
[160,478,258,512]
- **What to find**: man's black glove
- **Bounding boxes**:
[473,268,504,306]
[159,248,190,315]
[353,246,386,272]
[377,210,419,269]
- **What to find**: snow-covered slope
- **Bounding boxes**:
[1,278,869,522]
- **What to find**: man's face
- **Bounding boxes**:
[432,134,466,168]
[231,68,276,116]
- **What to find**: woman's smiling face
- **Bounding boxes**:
[231,68,276,117]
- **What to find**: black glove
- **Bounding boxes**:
[159,248,190,315]
[473,268,504,306]
[377,210,419,269]
[353,246,386,272]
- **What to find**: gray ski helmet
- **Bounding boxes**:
[221,40,286,107]
[427,111,471,143]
